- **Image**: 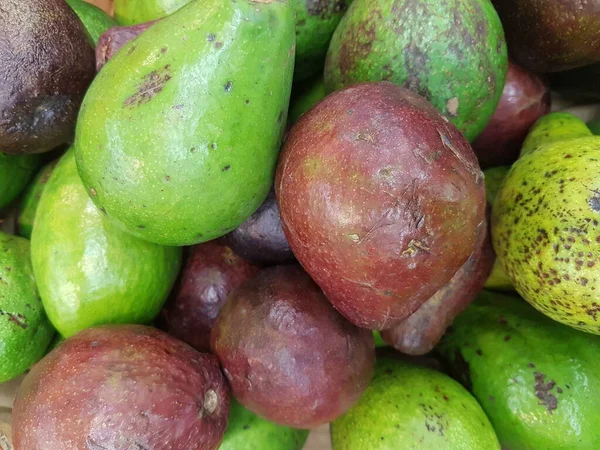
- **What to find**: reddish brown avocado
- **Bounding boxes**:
[13,325,230,450]
[211,265,375,429]
[0,0,96,154]
[276,82,486,330]
[96,21,160,71]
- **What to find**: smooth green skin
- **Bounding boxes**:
[439,291,600,450]
[220,400,309,450]
[17,160,59,239]
[288,76,326,124]
[293,0,352,81]
[373,330,387,348]
[331,356,499,450]
[0,232,54,383]
[520,112,592,158]
[76,0,295,246]
[324,0,508,141]
[587,117,600,135]
[483,166,514,292]
[113,0,190,25]
[492,114,600,334]
[0,153,41,209]
[66,0,117,45]
[31,150,181,338]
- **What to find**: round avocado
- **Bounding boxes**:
[66,0,117,45]
[0,232,55,383]
[31,149,182,338]
[0,153,41,209]
[330,356,500,450]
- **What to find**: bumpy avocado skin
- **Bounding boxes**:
[220,400,309,450]
[330,356,500,450]
[492,113,600,334]
[66,0,117,45]
[324,0,508,141]
[114,0,190,25]
[17,160,59,239]
[439,291,600,450]
[0,232,54,383]
[31,150,181,338]
[0,153,41,209]
[75,0,295,246]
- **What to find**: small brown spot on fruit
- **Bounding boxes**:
[224,81,233,92]
[165,175,171,182]
[446,97,459,116]
[90,188,97,197]
[207,33,216,41]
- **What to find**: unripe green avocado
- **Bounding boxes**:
[0,153,41,209]
[439,291,600,450]
[76,0,295,246]
[492,112,600,334]
[114,0,189,25]
[330,356,500,450]
[31,150,181,337]
[0,232,54,383]
[66,0,117,45]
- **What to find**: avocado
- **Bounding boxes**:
[0,232,54,383]
[0,0,96,154]
[76,0,295,246]
[288,76,326,125]
[439,291,600,450]
[17,160,59,239]
[492,112,600,334]
[324,0,508,141]
[0,153,41,209]
[66,0,117,45]
[31,149,182,338]
[113,0,190,25]
[587,117,600,135]
[330,356,500,449]
[220,399,309,450]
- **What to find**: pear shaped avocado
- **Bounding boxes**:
[330,356,500,449]
[492,112,600,334]
[0,0,96,154]
[31,150,181,338]
[0,153,41,209]
[324,0,508,141]
[439,291,600,450]
[76,0,295,246]
[0,232,54,383]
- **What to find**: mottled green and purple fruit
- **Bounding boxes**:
[492,112,600,334]
[439,291,600,450]
[75,0,295,246]
[324,0,508,141]
[330,355,500,450]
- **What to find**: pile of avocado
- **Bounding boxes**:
[2,0,600,449]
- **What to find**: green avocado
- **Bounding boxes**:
[439,291,600,450]
[0,153,41,209]
[31,149,181,338]
[17,160,59,239]
[483,166,513,292]
[113,0,190,25]
[324,0,508,141]
[492,112,600,334]
[587,117,600,135]
[288,76,326,125]
[220,399,309,450]
[66,0,117,45]
[75,0,295,246]
[0,232,54,383]
[330,356,500,450]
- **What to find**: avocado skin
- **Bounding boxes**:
[31,150,181,338]
[439,291,600,450]
[0,0,96,154]
[76,0,295,246]
[65,0,117,45]
[220,399,309,450]
[324,0,508,141]
[288,76,327,125]
[0,232,55,383]
[113,0,190,25]
[0,153,41,209]
[330,355,500,450]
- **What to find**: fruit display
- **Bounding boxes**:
[4,0,600,449]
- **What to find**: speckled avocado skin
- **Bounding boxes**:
[324,0,508,141]
[75,0,295,246]
[330,356,500,450]
[31,150,181,338]
[520,112,592,158]
[439,291,600,450]
[492,113,600,334]
[0,232,54,383]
